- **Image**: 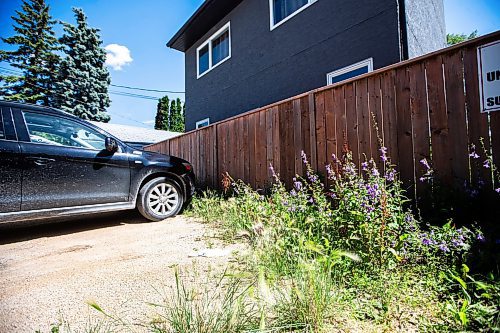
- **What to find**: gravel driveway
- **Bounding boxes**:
[0,212,237,332]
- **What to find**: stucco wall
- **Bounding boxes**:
[404,0,447,59]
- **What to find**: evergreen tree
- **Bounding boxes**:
[155,96,170,130]
[54,8,110,122]
[170,98,185,132]
[0,0,61,105]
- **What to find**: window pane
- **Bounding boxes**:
[23,112,106,150]
[330,66,369,85]
[198,44,209,75]
[0,111,4,140]
[273,0,309,25]
[212,30,230,66]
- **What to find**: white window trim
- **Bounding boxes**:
[196,118,210,129]
[269,0,318,31]
[197,22,231,79]
[326,58,374,85]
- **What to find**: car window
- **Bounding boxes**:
[0,111,5,140]
[23,112,106,150]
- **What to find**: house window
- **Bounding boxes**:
[326,58,374,85]
[196,118,210,129]
[197,22,231,78]
[269,0,317,30]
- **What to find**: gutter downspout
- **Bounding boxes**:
[397,0,409,61]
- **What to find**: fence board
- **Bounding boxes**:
[409,62,431,197]
[444,50,470,189]
[395,66,415,195]
[463,46,492,189]
[345,83,360,167]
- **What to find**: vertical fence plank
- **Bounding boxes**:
[256,110,267,189]
[463,47,492,189]
[368,74,384,170]
[381,70,398,166]
[324,88,337,173]
[409,62,431,197]
[315,91,327,171]
[345,82,360,166]
[293,99,304,177]
[356,78,371,163]
[266,108,274,186]
[333,86,347,162]
[300,96,312,164]
[426,55,453,187]
[308,93,318,170]
[270,106,280,179]
[395,66,415,196]
[444,50,470,190]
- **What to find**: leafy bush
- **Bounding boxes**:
[189,149,498,332]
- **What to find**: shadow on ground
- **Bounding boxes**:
[0,210,148,245]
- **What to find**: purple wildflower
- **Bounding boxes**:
[439,243,450,252]
[469,152,480,159]
[477,233,485,242]
[385,169,396,182]
[380,147,388,162]
[301,151,308,164]
[366,183,381,200]
[326,164,334,178]
[495,188,500,194]
[372,168,380,177]
[332,154,339,163]
[420,158,431,170]
[361,162,369,171]
[422,238,432,246]
[290,189,297,197]
[269,164,277,178]
[483,160,491,169]
[307,171,318,183]
[308,197,314,204]
[294,181,302,191]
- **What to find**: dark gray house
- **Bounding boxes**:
[168,0,446,131]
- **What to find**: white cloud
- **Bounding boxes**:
[142,119,155,125]
[105,44,133,71]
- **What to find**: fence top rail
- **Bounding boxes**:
[145,29,500,149]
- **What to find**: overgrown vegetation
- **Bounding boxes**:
[183,149,499,332]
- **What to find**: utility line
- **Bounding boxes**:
[110,83,184,94]
[0,65,185,95]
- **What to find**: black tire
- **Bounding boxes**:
[137,177,184,221]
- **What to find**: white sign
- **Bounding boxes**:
[478,41,500,113]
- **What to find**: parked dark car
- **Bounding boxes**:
[0,101,195,224]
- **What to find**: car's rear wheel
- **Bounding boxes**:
[137,177,184,221]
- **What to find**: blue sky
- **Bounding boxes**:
[0,0,499,128]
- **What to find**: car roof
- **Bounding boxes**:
[0,100,79,119]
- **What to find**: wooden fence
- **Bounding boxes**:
[146,31,500,197]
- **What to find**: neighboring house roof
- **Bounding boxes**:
[89,121,181,145]
[167,0,243,52]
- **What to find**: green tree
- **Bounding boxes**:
[54,8,111,122]
[154,95,185,132]
[0,0,61,105]
[170,98,185,133]
[447,30,478,46]
[155,95,170,130]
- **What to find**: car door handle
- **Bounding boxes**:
[26,157,56,166]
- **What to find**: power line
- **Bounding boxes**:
[0,66,185,95]
[110,83,184,94]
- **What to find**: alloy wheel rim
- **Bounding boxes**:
[147,183,179,216]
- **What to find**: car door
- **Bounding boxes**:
[18,110,131,211]
[0,106,22,213]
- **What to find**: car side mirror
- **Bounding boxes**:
[105,137,118,153]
